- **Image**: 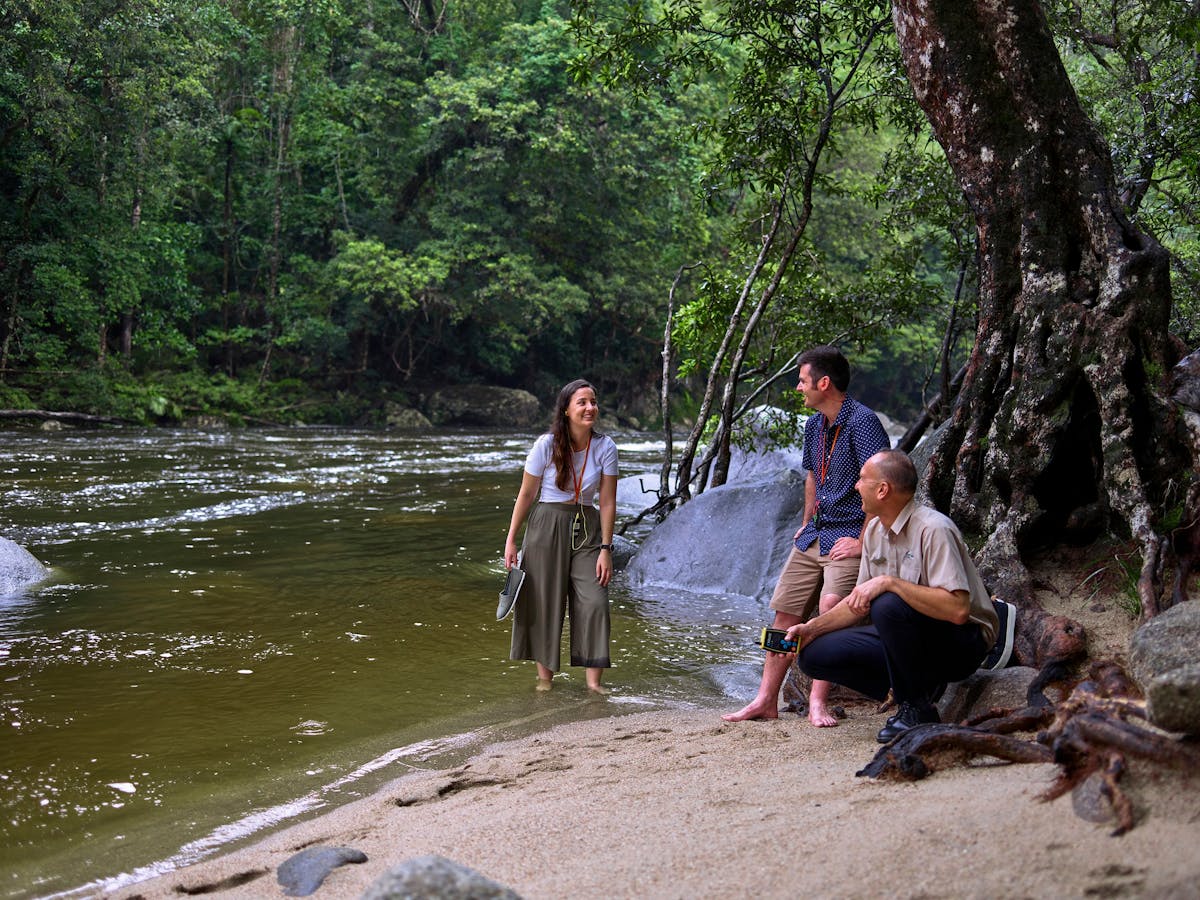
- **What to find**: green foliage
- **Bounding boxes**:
[569,0,977,429]
[0,383,33,409]
[0,0,1195,428]
[0,0,715,415]
[1046,0,1200,343]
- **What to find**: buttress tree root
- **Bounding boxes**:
[893,0,1198,624]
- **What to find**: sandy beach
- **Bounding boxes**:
[107,697,1200,900]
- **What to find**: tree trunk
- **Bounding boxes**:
[123,135,143,363]
[222,132,236,376]
[262,24,301,388]
[0,280,19,376]
[891,0,1192,616]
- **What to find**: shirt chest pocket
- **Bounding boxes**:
[899,550,923,584]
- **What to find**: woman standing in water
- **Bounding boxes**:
[504,379,619,692]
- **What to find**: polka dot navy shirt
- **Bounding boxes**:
[793,396,890,555]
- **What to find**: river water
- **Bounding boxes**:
[0,427,763,899]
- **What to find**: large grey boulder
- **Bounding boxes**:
[721,441,806,485]
[624,468,805,604]
[0,537,48,597]
[719,406,806,484]
[621,402,904,605]
[425,386,541,428]
[1129,603,1200,735]
[360,855,521,900]
[1173,348,1200,452]
[938,667,1039,724]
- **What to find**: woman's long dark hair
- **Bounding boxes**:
[550,379,596,492]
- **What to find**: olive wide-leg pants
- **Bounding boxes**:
[510,501,611,672]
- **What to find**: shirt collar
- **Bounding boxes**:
[825,395,854,430]
[889,497,920,536]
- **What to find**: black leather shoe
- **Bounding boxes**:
[876,701,940,743]
[883,685,946,728]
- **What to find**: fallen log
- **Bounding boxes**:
[0,409,133,426]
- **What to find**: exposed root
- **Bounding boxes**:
[857,660,1200,833]
[857,724,1053,780]
[965,705,1055,734]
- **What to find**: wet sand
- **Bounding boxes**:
[108,703,1200,899]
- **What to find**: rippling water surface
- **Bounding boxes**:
[0,427,760,898]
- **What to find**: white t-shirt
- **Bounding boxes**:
[524,432,619,505]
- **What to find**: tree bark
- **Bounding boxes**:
[891,0,1192,616]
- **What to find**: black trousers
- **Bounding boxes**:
[797,591,988,704]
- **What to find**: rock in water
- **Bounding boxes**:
[0,537,48,597]
[360,855,522,900]
[277,846,367,897]
[425,386,540,427]
[624,470,806,603]
[1170,347,1200,412]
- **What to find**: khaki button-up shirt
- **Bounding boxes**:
[859,498,999,647]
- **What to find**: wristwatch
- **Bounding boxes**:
[599,543,613,551]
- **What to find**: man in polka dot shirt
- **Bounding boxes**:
[723,345,889,727]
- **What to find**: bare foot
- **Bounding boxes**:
[587,683,610,695]
[535,677,552,692]
[807,698,839,727]
[721,700,778,722]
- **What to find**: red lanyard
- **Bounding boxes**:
[818,424,841,486]
[570,434,592,502]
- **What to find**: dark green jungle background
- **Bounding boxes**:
[1,0,1197,427]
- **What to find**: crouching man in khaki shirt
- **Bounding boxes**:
[785,449,999,743]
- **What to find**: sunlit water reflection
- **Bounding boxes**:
[0,427,764,898]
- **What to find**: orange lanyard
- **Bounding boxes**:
[818,424,841,486]
[570,434,592,502]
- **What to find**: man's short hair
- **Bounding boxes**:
[875,449,917,495]
[797,345,850,392]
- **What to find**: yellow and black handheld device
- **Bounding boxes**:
[758,626,799,653]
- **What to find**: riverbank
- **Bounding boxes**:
[108,700,1200,900]
[104,544,1200,900]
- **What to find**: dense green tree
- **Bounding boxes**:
[574,0,1198,612]
[246,0,715,406]
[2,0,1194,482]
[1045,0,1200,343]
[570,0,963,500]
[891,0,1195,615]
[0,0,224,386]
[0,0,717,420]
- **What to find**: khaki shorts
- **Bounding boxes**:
[769,543,860,620]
